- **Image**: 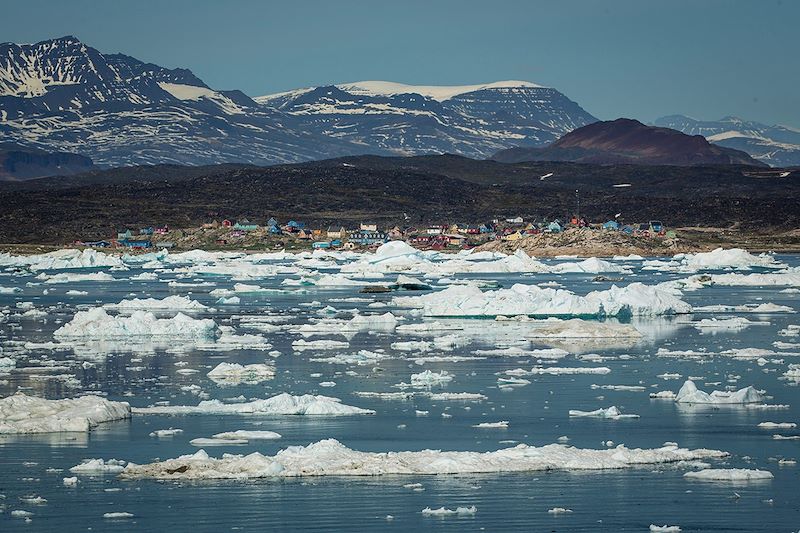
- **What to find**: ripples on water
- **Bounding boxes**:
[1,256,799,531]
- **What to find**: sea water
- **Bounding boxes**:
[1,255,798,531]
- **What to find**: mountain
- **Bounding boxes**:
[0,37,599,168]
[654,115,800,167]
[0,36,368,167]
[491,119,766,166]
[0,143,94,180]
[254,81,598,158]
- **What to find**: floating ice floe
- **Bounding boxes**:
[103,295,208,312]
[120,438,728,480]
[213,430,282,440]
[0,393,131,434]
[693,303,795,313]
[150,428,184,437]
[0,248,123,271]
[39,272,115,284]
[674,380,764,404]
[650,525,681,532]
[207,363,275,385]
[645,248,784,273]
[69,458,126,475]
[568,406,639,419]
[757,422,796,429]
[693,317,769,331]
[473,421,509,428]
[132,392,374,416]
[683,468,773,482]
[54,308,218,338]
[421,506,477,516]
[394,282,690,318]
[292,339,350,351]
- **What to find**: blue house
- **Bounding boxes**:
[119,238,152,248]
[117,229,132,240]
[312,241,332,249]
[602,220,620,230]
[547,221,564,233]
[139,227,154,235]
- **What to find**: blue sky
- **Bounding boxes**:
[3,0,798,127]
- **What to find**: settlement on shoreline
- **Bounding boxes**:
[2,226,800,258]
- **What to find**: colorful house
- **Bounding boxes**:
[602,220,620,230]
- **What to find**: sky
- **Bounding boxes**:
[2,0,798,127]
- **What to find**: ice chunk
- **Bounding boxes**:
[0,393,130,434]
[54,308,218,338]
[70,458,126,474]
[207,363,275,385]
[568,406,639,419]
[674,380,764,404]
[684,469,773,482]
[421,506,477,516]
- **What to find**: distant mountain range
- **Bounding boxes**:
[253,81,597,158]
[0,37,596,169]
[0,36,795,173]
[492,119,764,166]
[654,115,800,167]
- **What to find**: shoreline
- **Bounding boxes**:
[1,227,799,258]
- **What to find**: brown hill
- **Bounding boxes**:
[491,118,765,166]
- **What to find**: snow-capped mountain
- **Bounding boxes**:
[0,37,600,168]
[0,36,364,166]
[654,115,800,167]
[255,80,597,158]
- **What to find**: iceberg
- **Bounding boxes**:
[54,308,218,338]
[120,438,728,480]
[104,295,208,311]
[0,393,131,434]
[674,380,764,404]
[131,392,375,416]
[568,406,639,419]
[394,282,690,318]
[207,363,275,385]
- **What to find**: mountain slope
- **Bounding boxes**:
[654,115,800,167]
[255,81,597,158]
[492,119,765,166]
[0,36,369,168]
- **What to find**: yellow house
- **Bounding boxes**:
[502,231,525,241]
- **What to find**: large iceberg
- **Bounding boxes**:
[0,393,131,434]
[120,438,727,480]
[131,392,374,416]
[54,308,218,338]
[0,248,123,271]
[394,282,690,317]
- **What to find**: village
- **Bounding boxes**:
[78,215,675,252]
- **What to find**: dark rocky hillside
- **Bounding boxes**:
[0,155,797,244]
